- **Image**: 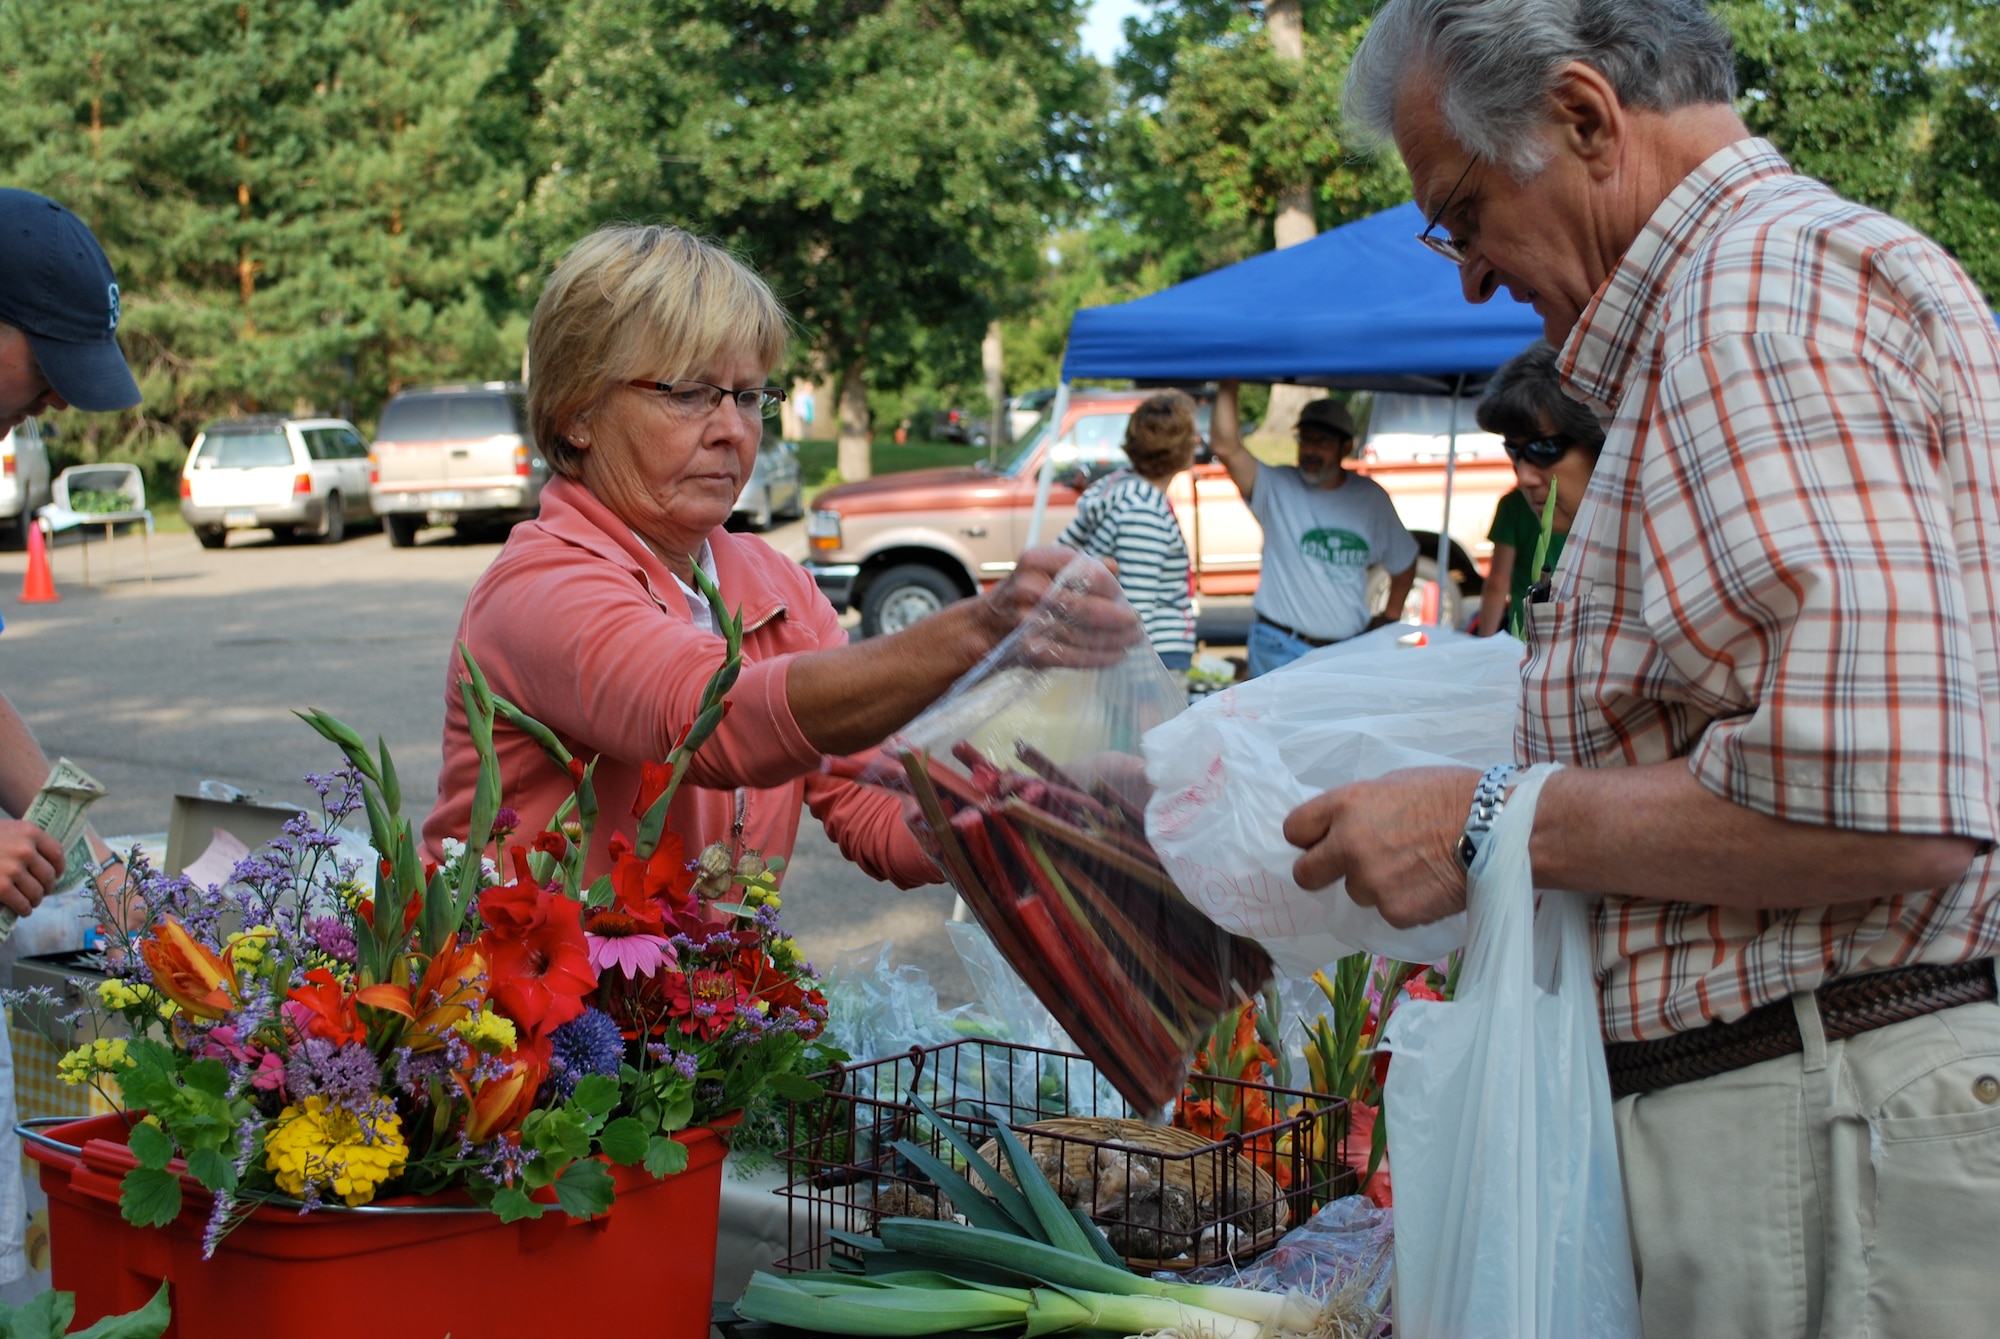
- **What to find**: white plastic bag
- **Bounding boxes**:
[1142,625,1523,973]
[1379,765,1640,1339]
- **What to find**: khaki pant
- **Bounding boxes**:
[1614,995,2000,1338]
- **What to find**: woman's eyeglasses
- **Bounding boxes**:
[1415,156,1478,265]
[627,379,787,420]
[1504,435,1571,469]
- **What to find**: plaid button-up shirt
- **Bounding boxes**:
[1524,138,2000,1043]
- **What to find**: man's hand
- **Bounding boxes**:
[0,818,63,918]
[1283,766,1480,928]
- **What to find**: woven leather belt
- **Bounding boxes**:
[1606,958,1997,1101]
[1253,612,1341,649]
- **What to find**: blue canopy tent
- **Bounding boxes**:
[1026,201,1547,589]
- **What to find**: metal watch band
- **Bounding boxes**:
[1455,762,1524,871]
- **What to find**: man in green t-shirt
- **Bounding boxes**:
[1471,343,1605,636]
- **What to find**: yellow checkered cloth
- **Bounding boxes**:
[13,1028,120,1184]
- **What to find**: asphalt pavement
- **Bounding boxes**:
[0,519,975,1005]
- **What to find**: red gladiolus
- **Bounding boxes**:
[287,968,366,1046]
[607,830,697,911]
[632,760,673,820]
[476,880,595,1041]
[531,830,568,859]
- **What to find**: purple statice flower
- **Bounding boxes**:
[202,1189,235,1259]
[644,1044,701,1081]
[285,1039,383,1110]
[542,1008,624,1102]
[310,917,357,963]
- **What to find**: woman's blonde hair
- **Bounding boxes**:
[527,224,789,479]
[1123,390,1200,479]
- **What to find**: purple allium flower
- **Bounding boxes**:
[310,917,357,963]
[542,1008,624,1102]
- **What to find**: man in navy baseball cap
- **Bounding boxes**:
[0,188,141,436]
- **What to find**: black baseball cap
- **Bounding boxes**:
[0,189,141,412]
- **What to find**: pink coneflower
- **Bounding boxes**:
[587,932,674,978]
[584,904,676,979]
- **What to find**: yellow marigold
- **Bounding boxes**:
[96,979,155,1011]
[264,1097,407,1207]
[57,1037,132,1086]
[453,1005,517,1054]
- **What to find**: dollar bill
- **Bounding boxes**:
[2,758,107,943]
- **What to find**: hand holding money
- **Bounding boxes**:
[0,758,106,937]
[0,820,63,918]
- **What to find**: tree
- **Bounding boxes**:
[1918,1,2000,301]
[530,0,1095,480]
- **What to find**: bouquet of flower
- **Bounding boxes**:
[34,570,834,1251]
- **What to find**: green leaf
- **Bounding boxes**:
[181,1059,229,1099]
[489,1185,546,1224]
[889,1139,1024,1239]
[0,1285,74,1339]
[125,1121,173,1172]
[908,1096,1042,1243]
[597,1116,648,1166]
[644,1135,690,1178]
[991,1120,1096,1258]
[71,1281,172,1339]
[766,1072,824,1102]
[119,1167,182,1229]
[552,1159,616,1220]
[570,1073,619,1118]
[584,874,615,909]
[184,1148,237,1195]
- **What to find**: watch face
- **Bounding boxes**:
[1455,833,1477,870]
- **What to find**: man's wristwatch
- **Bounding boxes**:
[1455,763,1524,871]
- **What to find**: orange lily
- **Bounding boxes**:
[462,1047,544,1143]
[139,920,237,1020]
[408,936,488,1052]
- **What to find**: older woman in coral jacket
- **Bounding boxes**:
[424,224,1124,887]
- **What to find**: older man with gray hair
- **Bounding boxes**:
[1282,1,2000,1331]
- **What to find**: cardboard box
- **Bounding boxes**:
[164,793,308,877]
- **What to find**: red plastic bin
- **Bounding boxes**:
[26,1111,733,1339]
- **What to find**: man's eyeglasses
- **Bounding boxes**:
[1504,435,1571,469]
[627,379,787,420]
[1416,156,1477,265]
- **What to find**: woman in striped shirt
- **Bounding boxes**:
[1058,391,1199,669]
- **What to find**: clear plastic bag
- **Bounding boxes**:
[1175,1194,1394,1334]
[1142,625,1525,974]
[1381,766,1640,1339]
[867,555,1274,1115]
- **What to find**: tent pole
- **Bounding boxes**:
[1435,375,1464,626]
[1024,375,1072,548]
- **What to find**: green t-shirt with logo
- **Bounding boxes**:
[1488,487,1567,615]
[1248,466,1419,642]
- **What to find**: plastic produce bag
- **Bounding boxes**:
[1143,625,1524,974]
[862,555,1273,1115]
[1379,765,1640,1339]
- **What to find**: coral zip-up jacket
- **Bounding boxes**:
[424,476,938,889]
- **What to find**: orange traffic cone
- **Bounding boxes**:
[21,519,58,603]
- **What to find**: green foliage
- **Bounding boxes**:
[113,1040,256,1228]
[0,1282,171,1339]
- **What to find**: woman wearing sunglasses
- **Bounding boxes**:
[1473,342,1605,636]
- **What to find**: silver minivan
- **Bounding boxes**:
[180,416,374,547]
[0,419,53,548]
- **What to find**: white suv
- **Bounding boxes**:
[0,420,53,548]
[180,416,374,548]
